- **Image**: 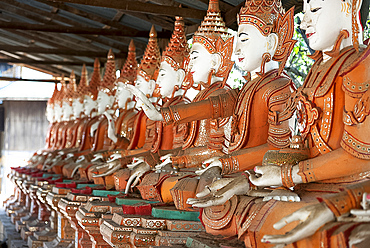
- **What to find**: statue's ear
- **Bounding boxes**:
[211,53,222,73]
[267,33,279,57]
[148,79,156,95]
[176,69,185,85]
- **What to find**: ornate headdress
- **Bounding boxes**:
[238,0,296,75]
[87,58,101,101]
[191,0,234,83]
[99,49,117,96]
[138,25,161,82]
[55,76,66,107]
[161,16,189,71]
[47,82,59,107]
[64,71,76,106]
[118,40,138,84]
[76,64,89,103]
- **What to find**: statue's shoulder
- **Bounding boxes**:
[340,45,370,96]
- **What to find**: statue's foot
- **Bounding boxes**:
[262,188,300,202]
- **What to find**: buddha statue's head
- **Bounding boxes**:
[300,0,363,52]
[97,49,117,114]
[188,0,233,87]
[62,73,75,121]
[156,16,189,98]
[135,25,161,107]
[115,40,137,110]
[84,58,100,116]
[235,0,295,77]
[46,82,59,123]
[73,64,88,118]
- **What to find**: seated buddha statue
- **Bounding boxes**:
[127,0,236,206]
[135,0,296,210]
[102,16,191,194]
[189,0,370,246]
[88,26,164,187]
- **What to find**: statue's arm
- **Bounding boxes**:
[161,89,238,125]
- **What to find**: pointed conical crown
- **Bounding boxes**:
[99,49,117,96]
[193,0,230,54]
[119,40,138,84]
[56,76,66,107]
[48,82,59,107]
[76,64,89,103]
[87,58,101,101]
[64,71,76,106]
[162,16,189,71]
[138,25,161,82]
[238,0,284,36]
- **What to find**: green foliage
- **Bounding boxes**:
[284,14,314,88]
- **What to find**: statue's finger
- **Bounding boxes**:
[195,187,211,198]
[272,212,301,230]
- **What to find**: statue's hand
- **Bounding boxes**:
[75,155,86,164]
[123,84,163,121]
[127,157,145,170]
[92,159,122,178]
[186,175,249,208]
[91,153,104,162]
[262,202,335,244]
[125,161,151,194]
[155,154,173,171]
[107,153,122,163]
[249,164,283,187]
[104,111,117,143]
[195,157,221,176]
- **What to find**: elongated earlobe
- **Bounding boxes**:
[267,33,279,57]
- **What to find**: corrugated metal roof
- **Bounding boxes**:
[0,0,304,79]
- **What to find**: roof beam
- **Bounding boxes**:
[48,0,206,19]
[1,0,133,52]
[0,76,61,83]
[0,22,172,38]
[0,45,127,58]
[35,0,147,51]
[0,58,93,66]
[224,2,244,27]
[0,51,73,76]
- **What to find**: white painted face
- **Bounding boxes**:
[97,91,114,114]
[115,82,133,109]
[189,43,213,83]
[157,61,184,98]
[46,104,55,123]
[84,95,97,115]
[300,0,352,51]
[62,101,73,121]
[135,75,153,96]
[72,98,84,118]
[235,24,271,72]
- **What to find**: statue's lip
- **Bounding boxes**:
[238,58,244,62]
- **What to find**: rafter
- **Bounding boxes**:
[0,58,93,66]
[1,0,134,52]
[0,45,127,58]
[48,0,206,19]
[0,22,172,38]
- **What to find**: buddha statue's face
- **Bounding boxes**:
[116,82,133,109]
[300,0,352,51]
[72,98,84,118]
[235,24,271,73]
[157,61,183,98]
[83,95,96,115]
[46,104,54,123]
[97,91,113,114]
[189,43,214,83]
[135,74,153,96]
[62,101,73,121]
